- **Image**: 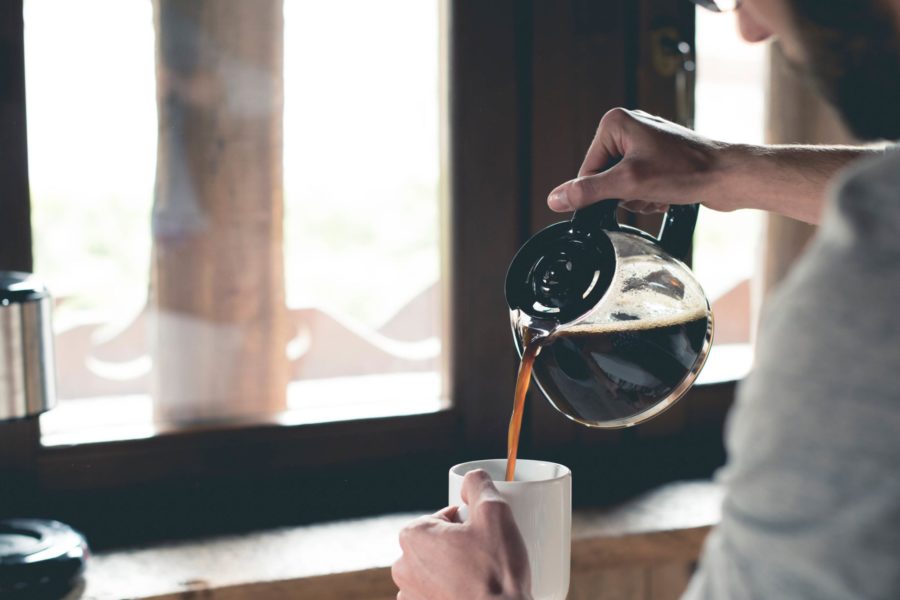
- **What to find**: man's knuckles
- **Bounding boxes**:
[599,107,632,131]
[391,557,409,587]
[398,517,435,550]
[461,469,496,503]
[474,498,515,523]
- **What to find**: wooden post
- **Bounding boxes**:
[150,0,287,423]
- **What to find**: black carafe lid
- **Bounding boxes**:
[506,200,618,324]
[0,519,89,599]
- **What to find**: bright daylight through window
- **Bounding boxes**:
[26,0,444,445]
[692,7,766,348]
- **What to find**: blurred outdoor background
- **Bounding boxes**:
[25,1,764,443]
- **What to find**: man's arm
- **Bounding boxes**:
[546,108,879,225]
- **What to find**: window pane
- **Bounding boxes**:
[26,0,445,445]
[282,0,443,416]
[692,8,766,345]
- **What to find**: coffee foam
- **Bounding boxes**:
[552,244,709,336]
[561,305,709,335]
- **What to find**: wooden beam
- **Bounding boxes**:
[150,0,288,423]
[448,0,525,454]
[528,0,632,453]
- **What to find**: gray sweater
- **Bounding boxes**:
[684,147,900,599]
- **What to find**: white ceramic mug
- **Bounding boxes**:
[449,459,572,600]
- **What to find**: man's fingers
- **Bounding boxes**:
[577,135,620,180]
[577,107,630,178]
[460,469,502,507]
[459,470,516,525]
[398,515,444,553]
[548,162,637,212]
[392,558,408,589]
[396,588,421,600]
[621,200,668,214]
[432,504,461,523]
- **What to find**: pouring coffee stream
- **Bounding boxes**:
[505,329,543,482]
[504,200,714,480]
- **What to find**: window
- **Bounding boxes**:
[26,0,445,445]
[1,0,531,498]
[692,7,766,345]
[1,2,735,539]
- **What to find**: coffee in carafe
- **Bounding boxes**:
[527,308,710,427]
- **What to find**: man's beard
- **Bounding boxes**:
[786,0,900,141]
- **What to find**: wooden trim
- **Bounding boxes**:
[527,0,634,454]
[35,409,458,491]
[447,0,527,454]
[629,0,695,237]
[132,540,707,600]
[572,526,709,570]
[0,0,32,273]
[636,0,695,123]
[184,568,400,600]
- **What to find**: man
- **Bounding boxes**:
[392,0,900,598]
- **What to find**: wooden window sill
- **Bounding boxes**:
[76,480,722,600]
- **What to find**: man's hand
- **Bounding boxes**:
[392,470,532,600]
[546,107,870,224]
[547,108,732,215]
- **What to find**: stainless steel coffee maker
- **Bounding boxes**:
[0,272,87,598]
[0,271,56,419]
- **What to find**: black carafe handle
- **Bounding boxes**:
[570,199,620,233]
[658,203,699,263]
[572,200,699,263]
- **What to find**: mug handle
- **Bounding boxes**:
[658,203,699,263]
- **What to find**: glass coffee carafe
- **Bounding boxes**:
[505,200,713,428]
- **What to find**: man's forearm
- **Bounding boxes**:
[711,144,882,224]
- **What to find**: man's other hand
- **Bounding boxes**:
[392,469,532,600]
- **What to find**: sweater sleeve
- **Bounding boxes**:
[682,148,900,600]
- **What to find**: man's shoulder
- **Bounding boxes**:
[838,142,900,184]
[822,144,900,254]
[738,144,900,450]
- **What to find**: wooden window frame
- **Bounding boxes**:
[0,0,735,549]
